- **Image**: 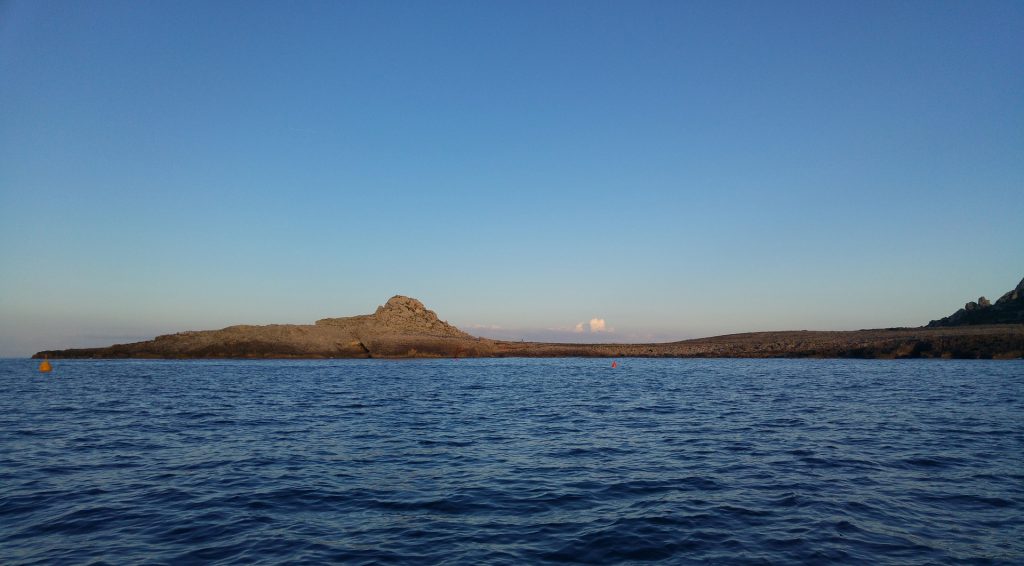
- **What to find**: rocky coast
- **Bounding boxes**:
[34,278,1024,360]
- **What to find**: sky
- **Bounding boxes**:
[1,0,1022,356]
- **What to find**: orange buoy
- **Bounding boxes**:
[611,361,618,368]
[39,357,52,373]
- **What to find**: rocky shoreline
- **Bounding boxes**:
[34,279,1024,360]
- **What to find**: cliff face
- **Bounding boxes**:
[928,277,1024,327]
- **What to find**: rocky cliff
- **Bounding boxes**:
[928,277,1024,327]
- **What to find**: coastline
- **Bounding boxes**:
[34,324,1024,361]
[32,291,1024,361]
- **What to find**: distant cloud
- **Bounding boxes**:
[465,323,504,330]
[457,317,630,344]
[457,319,688,344]
[573,318,611,333]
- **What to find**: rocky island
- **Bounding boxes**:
[34,278,1024,360]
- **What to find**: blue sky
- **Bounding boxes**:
[1,0,1022,356]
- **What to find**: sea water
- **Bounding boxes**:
[1,358,1021,564]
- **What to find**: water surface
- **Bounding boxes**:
[1,358,1021,564]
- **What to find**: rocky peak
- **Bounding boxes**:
[372,295,470,337]
[928,276,1024,327]
[314,296,471,337]
[375,295,430,319]
[965,297,990,311]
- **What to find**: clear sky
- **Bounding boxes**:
[1,0,1022,356]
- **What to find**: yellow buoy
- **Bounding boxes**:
[39,357,52,373]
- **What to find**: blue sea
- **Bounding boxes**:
[1,358,1022,564]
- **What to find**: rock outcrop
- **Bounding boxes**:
[928,277,1024,327]
[316,296,469,338]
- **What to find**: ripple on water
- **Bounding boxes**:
[0,358,1022,564]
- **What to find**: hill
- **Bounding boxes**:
[928,277,1024,327]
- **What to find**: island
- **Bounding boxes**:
[33,278,1024,360]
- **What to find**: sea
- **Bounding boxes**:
[0,358,1021,564]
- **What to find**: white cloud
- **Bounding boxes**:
[460,318,616,343]
[573,318,611,333]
